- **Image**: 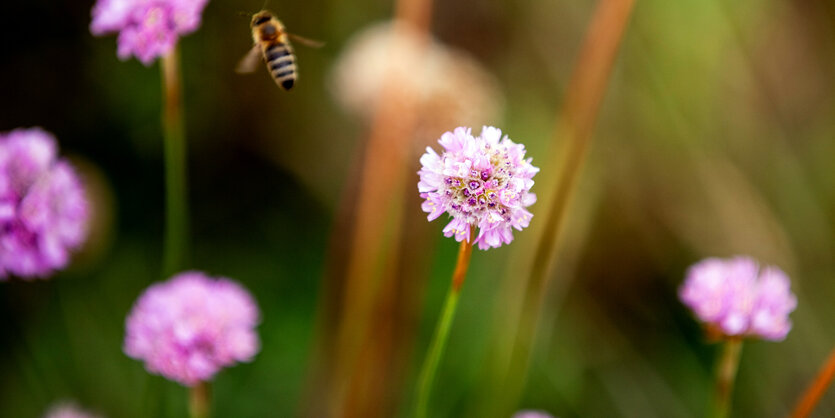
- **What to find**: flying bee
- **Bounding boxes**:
[236,10,323,91]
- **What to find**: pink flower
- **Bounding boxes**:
[679,256,797,341]
[90,0,209,65]
[418,126,538,250]
[512,411,554,418]
[0,128,89,280]
[124,271,261,386]
[43,402,103,418]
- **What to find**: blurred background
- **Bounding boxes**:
[0,0,833,417]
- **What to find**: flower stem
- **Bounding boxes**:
[710,339,743,418]
[161,45,188,276]
[189,381,210,418]
[415,231,474,418]
[790,347,835,418]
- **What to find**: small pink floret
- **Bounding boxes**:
[90,0,209,65]
[512,411,555,418]
[43,402,103,418]
[417,126,539,250]
[124,271,261,386]
[679,256,797,341]
[0,128,89,280]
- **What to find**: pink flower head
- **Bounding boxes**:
[90,0,209,65]
[679,256,797,341]
[124,271,261,386]
[0,128,89,280]
[512,411,555,418]
[418,126,538,250]
[43,402,103,418]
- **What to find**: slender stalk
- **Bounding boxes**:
[325,0,432,410]
[710,339,743,418]
[790,347,835,418]
[496,0,636,412]
[161,46,188,275]
[189,381,210,418]
[415,230,474,418]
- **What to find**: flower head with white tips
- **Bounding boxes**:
[418,126,538,250]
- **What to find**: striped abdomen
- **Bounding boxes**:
[264,42,296,90]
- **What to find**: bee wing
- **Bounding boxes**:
[235,45,262,74]
[287,33,325,48]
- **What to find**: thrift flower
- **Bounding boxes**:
[0,128,89,279]
[43,402,103,418]
[90,0,209,65]
[679,256,797,341]
[512,411,555,418]
[331,22,503,142]
[124,271,260,386]
[418,126,538,250]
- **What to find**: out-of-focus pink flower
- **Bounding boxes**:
[331,22,504,144]
[0,128,89,280]
[124,271,261,386]
[512,411,554,418]
[418,126,538,250]
[679,256,797,341]
[43,402,103,418]
[90,0,209,65]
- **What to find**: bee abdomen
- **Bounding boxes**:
[266,43,296,90]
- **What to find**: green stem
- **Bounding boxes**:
[415,285,460,418]
[710,339,743,418]
[415,232,474,418]
[161,46,188,275]
[189,381,210,418]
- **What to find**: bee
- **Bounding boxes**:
[236,10,323,91]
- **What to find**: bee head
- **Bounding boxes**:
[251,10,273,27]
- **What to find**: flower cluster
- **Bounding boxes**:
[513,411,554,418]
[124,271,260,386]
[679,256,797,341]
[43,402,103,418]
[90,0,209,65]
[0,128,89,280]
[418,126,538,250]
[331,22,503,143]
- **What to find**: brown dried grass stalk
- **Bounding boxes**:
[496,0,637,412]
[304,0,435,416]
